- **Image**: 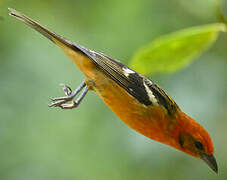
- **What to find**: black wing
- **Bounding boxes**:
[82,49,179,115]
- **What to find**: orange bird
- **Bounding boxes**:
[9,8,218,173]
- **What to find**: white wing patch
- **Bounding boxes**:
[88,49,97,55]
[143,80,158,105]
[122,67,135,77]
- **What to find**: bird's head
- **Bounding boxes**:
[175,112,218,173]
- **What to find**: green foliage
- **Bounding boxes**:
[129,23,226,75]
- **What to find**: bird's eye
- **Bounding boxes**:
[194,141,203,150]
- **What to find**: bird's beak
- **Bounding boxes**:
[202,154,218,173]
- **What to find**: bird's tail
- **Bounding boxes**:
[8,8,82,52]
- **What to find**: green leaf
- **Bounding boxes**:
[129,23,226,75]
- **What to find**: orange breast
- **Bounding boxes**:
[86,68,172,144]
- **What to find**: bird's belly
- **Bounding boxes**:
[88,71,169,143]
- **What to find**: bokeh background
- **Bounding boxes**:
[0,0,227,179]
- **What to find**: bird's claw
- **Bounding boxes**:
[48,80,87,109]
[49,83,75,108]
[60,83,72,96]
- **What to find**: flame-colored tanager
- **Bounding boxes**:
[9,8,218,173]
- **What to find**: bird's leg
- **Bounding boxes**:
[49,80,88,109]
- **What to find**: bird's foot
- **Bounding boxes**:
[49,81,88,109]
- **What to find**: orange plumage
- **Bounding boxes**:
[9,8,218,173]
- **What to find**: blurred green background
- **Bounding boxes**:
[0,0,227,179]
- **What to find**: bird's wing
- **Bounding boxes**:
[86,51,179,115]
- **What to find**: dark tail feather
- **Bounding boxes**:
[8,8,77,50]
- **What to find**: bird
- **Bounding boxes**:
[8,8,218,173]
